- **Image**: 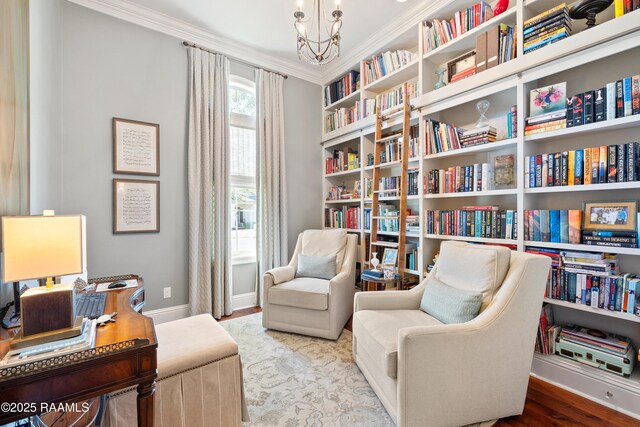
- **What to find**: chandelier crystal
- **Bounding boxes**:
[294,0,343,65]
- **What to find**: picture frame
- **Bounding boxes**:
[529,82,566,117]
[446,50,476,82]
[382,248,398,266]
[582,201,637,232]
[113,179,160,234]
[113,117,160,176]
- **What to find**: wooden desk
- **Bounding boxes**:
[0,286,157,427]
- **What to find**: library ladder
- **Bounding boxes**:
[368,96,411,281]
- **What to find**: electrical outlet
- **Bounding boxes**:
[163,287,171,299]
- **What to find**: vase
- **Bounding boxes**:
[434,68,447,90]
[494,0,509,16]
[370,253,379,270]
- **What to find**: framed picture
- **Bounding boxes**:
[113,179,160,233]
[113,118,160,175]
[582,201,637,232]
[446,50,476,82]
[529,82,566,117]
[382,248,398,266]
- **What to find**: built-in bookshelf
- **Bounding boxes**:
[320,0,640,419]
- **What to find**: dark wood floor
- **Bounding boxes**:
[221,307,639,426]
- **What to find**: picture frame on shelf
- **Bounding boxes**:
[529,82,566,117]
[582,201,637,232]
[113,179,160,234]
[382,248,398,266]
[113,117,160,176]
[446,50,476,82]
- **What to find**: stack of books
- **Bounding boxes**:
[424,119,463,155]
[324,70,359,107]
[524,209,582,244]
[362,50,417,86]
[362,268,384,281]
[406,215,420,234]
[425,206,517,239]
[426,162,495,194]
[459,126,497,147]
[376,81,420,112]
[422,2,494,52]
[523,4,571,55]
[560,325,634,355]
[583,230,638,249]
[525,110,566,135]
[450,66,477,83]
[525,143,640,188]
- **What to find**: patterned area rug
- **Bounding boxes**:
[221,313,496,427]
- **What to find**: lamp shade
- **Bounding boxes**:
[1,215,86,283]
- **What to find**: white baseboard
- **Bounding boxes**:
[233,292,257,310]
[145,293,257,324]
[145,304,190,324]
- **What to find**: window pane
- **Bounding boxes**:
[230,126,256,177]
[230,87,256,116]
[231,186,256,258]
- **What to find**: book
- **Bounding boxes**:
[584,148,592,185]
[616,80,623,118]
[606,81,617,121]
[476,31,487,72]
[608,144,618,183]
[594,87,607,122]
[572,93,584,126]
[583,90,594,124]
[568,210,582,244]
[566,97,574,127]
[574,149,584,185]
[567,150,575,185]
[493,154,514,189]
[623,77,633,116]
[633,75,640,115]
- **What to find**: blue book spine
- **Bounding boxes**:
[529,155,536,188]
[574,149,584,185]
[568,273,576,303]
[507,113,512,138]
[623,77,633,116]
[540,210,550,242]
[550,210,561,242]
[615,278,623,312]
[475,211,482,237]
[560,210,569,243]
[580,278,588,304]
[628,280,637,314]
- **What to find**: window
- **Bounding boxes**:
[230,76,257,263]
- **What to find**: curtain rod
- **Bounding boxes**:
[182,41,289,79]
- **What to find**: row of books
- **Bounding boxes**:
[476,24,517,73]
[567,77,640,127]
[325,148,360,175]
[506,105,518,138]
[425,163,494,194]
[325,98,377,133]
[361,50,418,87]
[406,247,419,271]
[523,210,582,244]
[424,119,463,154]
[363,204,400,232]
[425,207,518,239]
[614,0,640,17]
[324,70,359,107]
[324,207,360,230]
[376,81,420,113]
[523,4,571,55]
[422,2,494,52]
[525,143,640,188]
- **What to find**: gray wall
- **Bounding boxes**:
[51,2,321,309]
[30,0,63,214]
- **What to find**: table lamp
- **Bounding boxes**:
[1,215,86,338]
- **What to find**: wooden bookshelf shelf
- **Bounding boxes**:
[324,168,361,178]
[525,182,640,194]
[543,298,640,324]
[424,188,517,198]
[425,234,517,245]
[322,115,376,142]
[363,59,419,92]
[523,241,640,256]
[524,115,640,143]
[324,90,361,111]
[424,138,517,160]
[423,7,517,64]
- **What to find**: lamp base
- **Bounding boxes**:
[569,0,614,28]
[2,307,21,329]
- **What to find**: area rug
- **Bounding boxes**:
[221,313,495,427]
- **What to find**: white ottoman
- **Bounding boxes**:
[105,314,248,427]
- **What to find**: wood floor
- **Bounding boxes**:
[221,307,639,426]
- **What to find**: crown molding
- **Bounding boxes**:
[319,0,449,85]
[66,0,323,85]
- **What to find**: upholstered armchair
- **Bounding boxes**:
[262,229,357,340]
[352,241,551,427]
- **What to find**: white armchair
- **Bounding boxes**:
[262,229,357,340]
[352,241,551,427]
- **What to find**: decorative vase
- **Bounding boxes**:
[475,100,491,128]
[434,68,447,90]
[494,0,509,16]
[370,253,379,270]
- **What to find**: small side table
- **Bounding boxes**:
[360,273,403,291]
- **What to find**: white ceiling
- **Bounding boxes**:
[125,0,422,77]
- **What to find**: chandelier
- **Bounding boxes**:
[294,0,343,65]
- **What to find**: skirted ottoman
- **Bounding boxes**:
[105,314,248,427]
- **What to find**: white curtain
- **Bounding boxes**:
[187,47,232,318]
[255,69,288,306]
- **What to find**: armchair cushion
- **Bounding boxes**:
[295,254,337,280]
[419,276,483,324]
[354,309,442,379]
[435,241,511,311]
[301,229,347,271]
[269,277,329,310]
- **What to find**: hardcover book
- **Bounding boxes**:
[493,154,515,189]
[572,93,584,126]
[584,147,592,185]
[568,210,582,244]
[574,149,584,185]
[583,90,594,124]
[623,76,633,117]
[616,80,623,118]
[594,87,606,122]
[568,151,575,185]
[606,81,616,120]
[560,209,569,243]
[608,144,618,183]
[565,97,574,127]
